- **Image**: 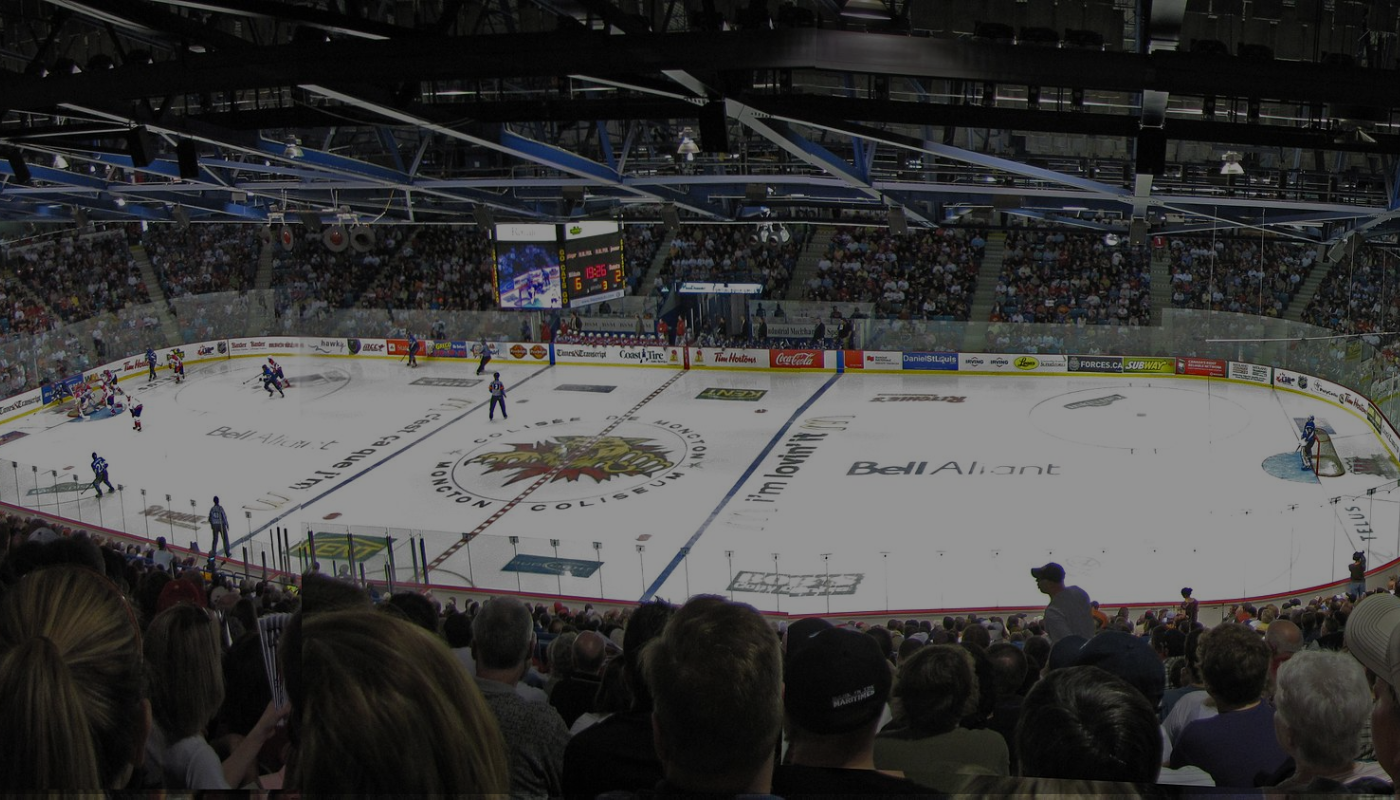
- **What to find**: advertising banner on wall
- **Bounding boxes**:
[769,350,827,370]
[498,342,552,364]
[691,348,769,370]
[959,354,1068,372]
[1067,355,1123,373]
[902,352,959,371]
[1120,357,1176,375]
[1177,357,1227,377]
[1229,362,1272,384]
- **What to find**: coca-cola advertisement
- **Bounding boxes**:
[770,350,825,369]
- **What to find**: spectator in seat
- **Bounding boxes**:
[874,644,1009,792]
[1013,665,1162,786]
[1169,623,1289,787]
[1031,562,1094,643]
[143,604,284,789]
[1269,650,1390,792]
[984,643,1029,765]
[283,607,510,795]
[551,629,606,728]
[1160,627,1206,722]
[1345,592,1400,793]
[563,599,675,799]
[1264,618,1303,698]
[0,565,149,790]
[772,627,924,796]
[640,595,783,795]
[472,596,570,799]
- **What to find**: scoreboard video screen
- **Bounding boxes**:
[562,221,625,308]
[493,223,563,310]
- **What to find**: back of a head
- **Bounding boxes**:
[622,598,675,710]
[987,642,1029,698]
[642,595,782,786]
[1273,650,1372,770]
[145,603,225,739]
[1198,622,1270,706]
[892,644,977,735]
[382,591,440,634]
[471,596,533,670]
[287,607,510,795]
[1073,630,1166,710]
[573,629,607,675]
[1016,665,1162,784]
[299,571,371,615]
[0,565,146,789]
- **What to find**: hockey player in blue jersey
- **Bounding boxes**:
[262,364,285,397]
[146,347,157,382]
[488,372,508,420]
[90,452,114,497]
[406,332,419,367]
[1302,415,1317,447]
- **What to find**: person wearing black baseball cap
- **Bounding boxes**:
[1032,562,1094,644]
[772,627,923,796]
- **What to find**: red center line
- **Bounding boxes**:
[428,370,686,572]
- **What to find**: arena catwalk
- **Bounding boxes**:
[2,355,1394,615]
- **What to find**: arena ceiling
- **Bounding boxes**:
[2,0,1400,246]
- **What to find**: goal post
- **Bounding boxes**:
[1309,429,1346,478]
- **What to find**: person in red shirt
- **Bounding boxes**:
[675,316,686,345]
[657,318,669,345]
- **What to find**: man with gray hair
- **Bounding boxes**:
[1270,650,1391,792]
[473,596,570,799]
[550,629,606,728]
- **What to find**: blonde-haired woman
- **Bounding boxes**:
[0,565,148,790]
[143,603,285,789]
[284,607,510,795]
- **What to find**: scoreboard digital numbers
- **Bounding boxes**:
[563,221,625,308]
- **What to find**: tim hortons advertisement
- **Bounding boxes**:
[769,350,827,370]
[1177,357,1227,377]
[494,341,550,363]
[691,348,768,370]
[1229,361,1272,385]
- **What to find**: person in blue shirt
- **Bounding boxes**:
[91,452,114,497]
[262,364,285,398]
[146,347,158,382]
[488,373,507,421]
[475,336,492,376]
[209,496,230,558]
[407,332,419,368]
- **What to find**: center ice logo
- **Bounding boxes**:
[467,436,676,486]
[441,418,707,510]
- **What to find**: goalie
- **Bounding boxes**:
[1300,415,1317,471]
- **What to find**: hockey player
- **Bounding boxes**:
[267,357,289,387]
[406,332,419,368]
[262,364,285,398]
[1302,415,1317,448]
[475,335,492,376]
[90,452,114,497]
[104,386,124,415]
[146,347,158,382]
[169,353,185,384]
[488,372,508,421]
[130,399,143,431]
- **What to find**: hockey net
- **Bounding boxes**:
[1307,430,1346,478]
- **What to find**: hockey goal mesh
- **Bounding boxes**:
[1312,430,1346,478]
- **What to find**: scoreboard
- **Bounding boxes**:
[563,221,625,308]
[493,223,563,310]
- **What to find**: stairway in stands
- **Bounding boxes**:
[962,232,1008,351]
[1284,250,1333,324]
[243,239,278,336]
[1149,244,1171,325]
[129,244,178,346]
[781,224,838,301]
[638,230,676,299]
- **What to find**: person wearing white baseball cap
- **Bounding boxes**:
[1344,592,1400,793]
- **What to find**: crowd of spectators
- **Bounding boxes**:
[142,223,260,298]
[1302,245,1400,337]
[4,230,149,324]
[993,226,1151,326]
[656,224,805,299]
[1166,236,1315,317]
[804,226,984,321]
[354,226,495,313]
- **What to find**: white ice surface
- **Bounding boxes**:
[3,356,1394,615]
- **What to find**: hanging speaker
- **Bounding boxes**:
[73,208,89,229]
[279,225,295,251]
[888,207,908,236]
[698,101,729,153]
[176,139,199,181]
[323,225,349,252]
[349,224,375,253]
[128,127,158,168]
[298,211,322,231]
[258,226,274,244]
[472,205,494,230]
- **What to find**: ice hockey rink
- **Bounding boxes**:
[1,354,1396,616]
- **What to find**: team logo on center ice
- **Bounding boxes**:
[440,417,707,511]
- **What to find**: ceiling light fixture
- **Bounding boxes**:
[1220,152,1245,176]
[284,137,305,159]
[676,128,700,161]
